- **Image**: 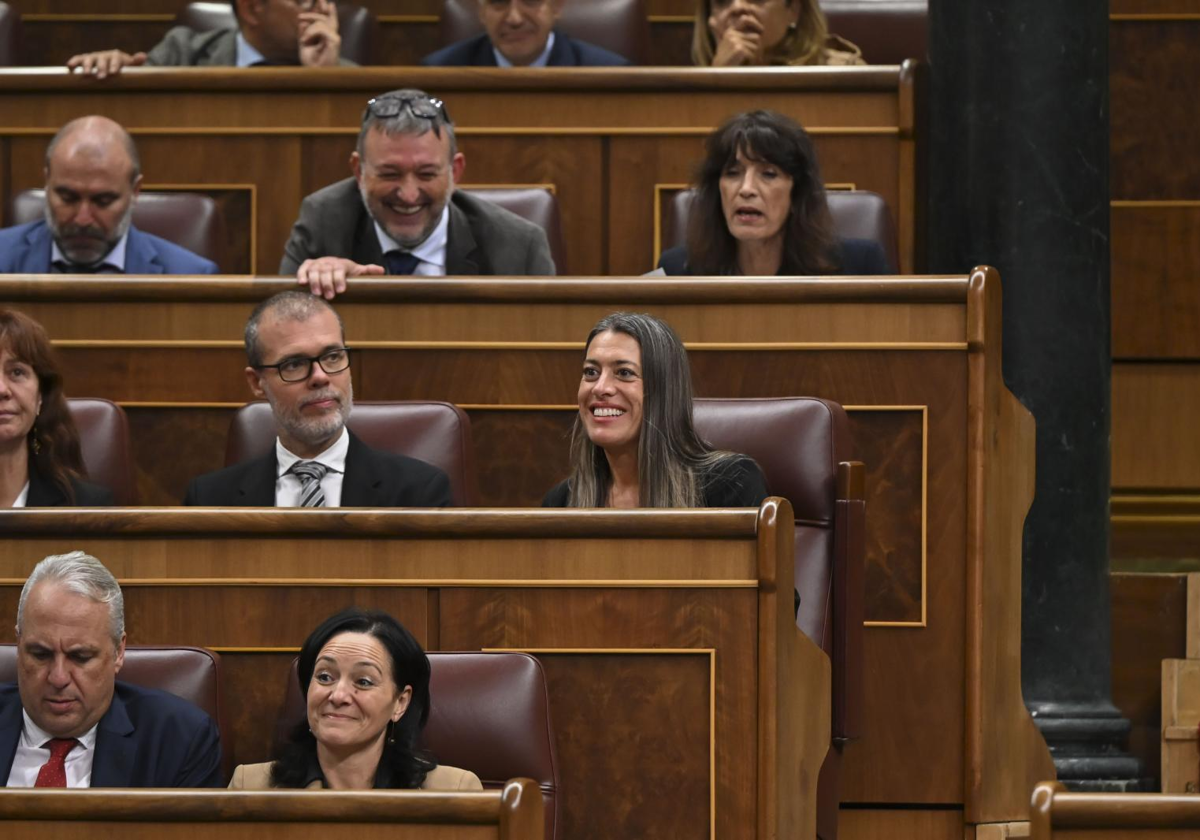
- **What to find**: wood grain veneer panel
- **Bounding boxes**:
[18,21,173,67]
[466,409,574,507]
[441,587,756,840]
[1112,364,1200,489]
[1111,21,1200,198]
[125,407,234,505]
[1112,0,1200,12]
[0,824,498,840]
[1111,204,1200,359]
[838,808,964,840]
[1111,573,1189,787]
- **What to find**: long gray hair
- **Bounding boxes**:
[566,312,739,507]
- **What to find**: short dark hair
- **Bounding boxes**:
[687,110,838,276]
[244,291,345,367]
[270,608,437,789]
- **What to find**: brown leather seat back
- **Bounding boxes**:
[438,0,649,64]
[693,397,851,648]
[67,398,137,505]
[225,401,478,506]
[463,187,567,273]
[0,2,21,66]
[0,644,229,779]
[666,188,898,272]
[693,397,862,840]
[275,652,559,839]
[11,189,225,270]
[177,1,378,65]
[823,0,927,64]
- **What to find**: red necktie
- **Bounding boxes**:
[34,738,79,788]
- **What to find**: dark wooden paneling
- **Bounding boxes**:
[441,587,755,840]
[1111,573,1189,789]
[1112,204,1200,360]
[467,409,574,507]
[19,22,173,67]
[1113,364,1200,491]
[1111,21,1200,198]
[125,407,234,505]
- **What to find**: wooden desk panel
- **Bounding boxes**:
[0,506,822,840]
[0,67,924,276]
[0,784,544,840]
[0,271,1048,832]
[1030,781,1200,840]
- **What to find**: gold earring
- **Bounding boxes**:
[30,427,41,455]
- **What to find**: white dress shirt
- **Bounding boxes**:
[274,427,349,507]
[10,481,29,507]
[372,205,450,277]
[6,710,99,788]
[235,31,266,67]
[50,231,129,273]
[492,32,556,67]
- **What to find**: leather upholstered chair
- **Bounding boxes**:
[0,2,21,66]
[10,189,226,271]
[664,188,898,273]
[67,398,138,506]
[823,0,927,64]
[462,187,568,273]
[177,2,379,66]
[0,644,230,781]
[274,651,560,839]
[225,400,478,506]
[438,0,649,64]
[693,397,865,840]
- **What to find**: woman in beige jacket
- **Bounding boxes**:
[228,607,481,792]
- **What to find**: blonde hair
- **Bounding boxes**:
[691,0,831,67]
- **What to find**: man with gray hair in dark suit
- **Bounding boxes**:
[280,88,556,298]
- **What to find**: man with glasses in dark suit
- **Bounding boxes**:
[280,88,556,298]
[182,291,452,507]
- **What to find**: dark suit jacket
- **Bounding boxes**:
[181,431,453,507]
[0,221,217,275]
[146,26,357,66]
[279,180,555,276]
[421,30,630,67]
[0,681,223,787]
[657,237,891,276]
[26,466,115,507]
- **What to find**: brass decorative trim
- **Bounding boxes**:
[648,15,693,23]
[106,578,760,588]
[209,646,300,653]
[1111,200,1200,207]
[1110,13,1200,20]
[485,647,717,839]
[118,402,242,409]
[144,182,258,271]
[825,183,858,191]
[22,13,174,22]
[378,15,439,23]
[52,340,970,351]
[4,126,901,139]
[462,182,558,195]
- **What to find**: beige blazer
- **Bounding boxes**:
[229,761,483,791]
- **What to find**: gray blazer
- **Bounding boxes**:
[278,177,556,276]
[146,26,357,66]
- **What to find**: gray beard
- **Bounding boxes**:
[44,199,135,266]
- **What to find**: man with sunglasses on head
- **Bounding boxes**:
[182,291,452,507]
[421,0,630,67]
[66,0,349,78]
[281,89,555,298]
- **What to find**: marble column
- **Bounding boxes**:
[927,0,1144,789]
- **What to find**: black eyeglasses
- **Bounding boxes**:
[256,348,352,383]
[364,93,451,124]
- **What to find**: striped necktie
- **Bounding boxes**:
[290,460,329,508]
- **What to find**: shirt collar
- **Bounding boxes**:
[51,229,129,272]
[371,204,450,273]
[492,30,555,68]
[21,709,99,752]
[275,425,350,478]
[236,31,266,68]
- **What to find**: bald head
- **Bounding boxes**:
[45,116,141,186]
[42,116,143,267]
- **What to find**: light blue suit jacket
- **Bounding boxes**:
[0,221,218,274]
